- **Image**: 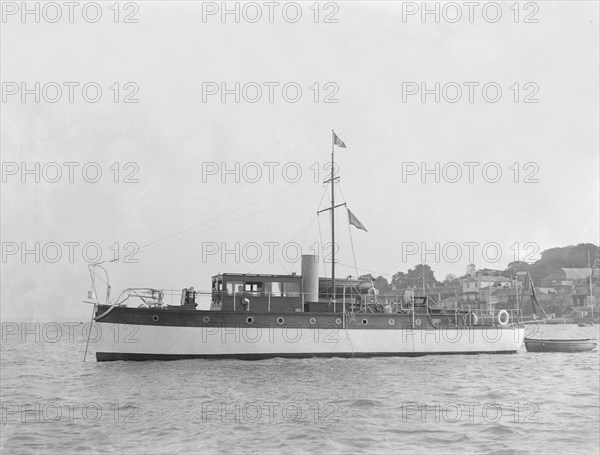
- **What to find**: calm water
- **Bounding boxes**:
[1,324,598,454]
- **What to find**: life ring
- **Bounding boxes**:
[414,318,422,327]
[497,310,510,326]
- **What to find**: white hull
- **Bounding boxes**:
[94,322,525,360]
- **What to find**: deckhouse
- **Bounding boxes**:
[210,256,374,313]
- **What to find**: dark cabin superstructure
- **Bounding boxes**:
[211,273,303,313]
[210,257,375,314]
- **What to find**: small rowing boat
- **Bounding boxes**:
[524,338,597,352]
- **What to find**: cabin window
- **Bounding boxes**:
[245,282,263,296]
[264,282,282,297]
[282,282,300,297]
[226,282,244,296]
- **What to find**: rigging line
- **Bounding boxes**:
[343,183,439,238]
[317,213,327,278]
[107,175,318,263]
[281,218,319,275]
[318,176,341,279]
[83,302,95,362]
[91,269,107,286]
[335,262,394,280]
[246,217,317,275]
[106,186,321,263]
[337,184,359,278]
[337,182,348,205]
[291,189,328,273]
[314,183,330,277]
[84,266,100,361]
[317,182,329,211]
[346,212,359,279]
[139,179,316,252]
[141,188,324,255]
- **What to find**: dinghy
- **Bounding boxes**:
[524,338,597,352]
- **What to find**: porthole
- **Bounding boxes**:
[277,317,285,325]
[202,316,210,323]
[388,319,395,326]
[246,316,254,324]
[309,318,316,325]
[335,318,342,325]
[361,319,368,325]
[152,315,159,322]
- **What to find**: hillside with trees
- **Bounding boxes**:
[367,243,598,293]
[529,243,599,286]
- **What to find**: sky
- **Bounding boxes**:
[1,1,599,321]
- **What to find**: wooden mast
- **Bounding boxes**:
[315,131,345,301]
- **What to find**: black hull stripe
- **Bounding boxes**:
[96,351,519,361]
[95,305,519,331]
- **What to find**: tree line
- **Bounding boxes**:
[359,243,599,293]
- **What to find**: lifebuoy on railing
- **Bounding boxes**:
[497,310,510,326]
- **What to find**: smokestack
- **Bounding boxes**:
[301,254,319,303]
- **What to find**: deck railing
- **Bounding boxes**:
[111,288,212,308]
[110,288,523,325]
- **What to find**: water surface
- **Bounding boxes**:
[1,323,598,454]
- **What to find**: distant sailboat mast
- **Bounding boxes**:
[528,272,547,319]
